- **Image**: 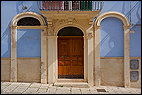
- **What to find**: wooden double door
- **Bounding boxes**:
[58,36,84,79]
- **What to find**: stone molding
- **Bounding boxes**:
[93,11,130,87]
[10,12,47,84]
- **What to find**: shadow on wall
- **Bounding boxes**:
[16,1,41,14]
[124,1,140,23]
[100,1,140,24]
[17,29,41,58]
[1,22,11,58]
[100,17,124,57]
[130,20,141,57]
[129,1,141,57]
[16,1,48,26]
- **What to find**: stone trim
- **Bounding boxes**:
[10,12,47,84]
[94,11,130,87]
[54,23,86,36]
[47,23,93,86]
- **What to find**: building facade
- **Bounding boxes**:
[1,1,141,88]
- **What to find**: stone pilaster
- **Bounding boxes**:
[87,28,94,87]
[94,26,101,86]
[47,36,58,84]
[10,26,17,82]
[41,28,48,84]
[123,25,130,88]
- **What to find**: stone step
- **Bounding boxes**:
[57,79,85,82]
[54,82,89,88]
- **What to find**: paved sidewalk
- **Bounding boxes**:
[1,82,141,94]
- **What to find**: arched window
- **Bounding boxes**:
[17,17,41,26]
[57,26,84,36]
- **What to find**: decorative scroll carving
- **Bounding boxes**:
[87,32,93,39]
[48,25,56,36]
[59,19,66,25]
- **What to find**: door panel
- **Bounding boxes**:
[58,36,84,79]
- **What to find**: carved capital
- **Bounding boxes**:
[47,25,55,36]
[48,21,52,25]
[89,21,93,25]
[87,32,93,40]
[89,16,94,25]
[10,25,17,29]
[47,36,58,39]
[95,25,100,29]
[123,25,130,29]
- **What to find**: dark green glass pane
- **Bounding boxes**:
[85,1,87,10]
[81,1,92,11]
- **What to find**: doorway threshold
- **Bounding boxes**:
[57,79,86,82]
[54,79,89,88]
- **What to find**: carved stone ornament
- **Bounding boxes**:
[48,25,55,36]
[87,32,93,39]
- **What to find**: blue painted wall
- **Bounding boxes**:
[97,1,141,57]
[100,17,124,57]
[17,29,41,57]
[1,1,141,58]
[1,1,43,58]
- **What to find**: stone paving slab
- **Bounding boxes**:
[1,82,141,94]
[40,83,49,89]
[22,87,39,94]
[37,88,48,94]
[46,87,57,94]
[2,84,19,93]
[1,85,8,90]
[89,88,99,94]
[80,88,92,94]
[102,86,116,94]
[19,82,31,87]
[1,82,12,86]
[13,86,29,94]
[30,83,41,88]
[55,87,70,94]
[125,87,141,94]
[71,88,81,94]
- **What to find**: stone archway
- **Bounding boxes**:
[57,27,84,79]
[10,12,48,83]
[47,23,94,87]
[93,11,130,87]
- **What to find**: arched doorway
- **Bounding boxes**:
[94,11,130,87]
[57,27,84,79]
[10,12,47,83]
